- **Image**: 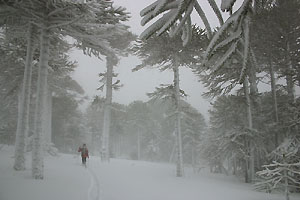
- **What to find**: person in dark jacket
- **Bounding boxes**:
[78,144,89,165]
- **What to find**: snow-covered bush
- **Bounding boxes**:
[254,138,300,200]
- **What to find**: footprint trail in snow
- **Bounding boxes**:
[87,163,101,200]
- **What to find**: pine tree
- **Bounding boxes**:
[71,3,134,162]
[133,26,207,177]
[255,138,300,200]
[180,101,206,170]
[250,0,300,144]
[45,37,84,155]
[0,30,27,146]
[125,101,152,160]
[100,56,117,162]
[0,3,39,171]
[2,0,132,179]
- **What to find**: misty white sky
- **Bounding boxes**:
[70,0,229,119]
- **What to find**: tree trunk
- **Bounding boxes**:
[173,65,183,177]
[47,90,52,144]
[101,56,114,162]
[286,68,294,102]
[169,139,176,163]
[269,58,280,146]
[43,87,53,153]
[118,134,123,158]
[249,49,260,108]
[243,77,255,183]
[285,42,297,136]
[14,24,36,171]
[243,135,249,183]
[191,139,196,173]
[245,153,249,183]
[286,42,295,103]
[32,27,50,179]
[137,130,141,160]
[233,154,237,175]
[283,154,290,200]
[43,87,52,145]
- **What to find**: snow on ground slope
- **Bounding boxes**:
[0,146,90,200]
[0,146,299,200]
[93,159,299,200]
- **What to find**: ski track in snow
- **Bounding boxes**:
[87,159,101,200]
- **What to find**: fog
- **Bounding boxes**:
[70,0,221,119]
[1,1,300,200]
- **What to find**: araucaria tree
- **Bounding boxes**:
[139,0,256,83]
[99,56,118,161]
[73,6,134,162]
[255,138,300,200]
[2,0,132,179]
[133,26,208,177]
[13,24,37,171]
[98,30,135,161]
[139,0,300,185]
[0,2,39,171]
[0,26,34,148]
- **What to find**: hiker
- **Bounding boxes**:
[78,144,89,165]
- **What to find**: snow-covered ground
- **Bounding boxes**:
[0,146,299,200]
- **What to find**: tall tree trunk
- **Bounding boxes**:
[286,42,295,103]
[43,87,53,154]
[14,24,36,171]
[285,42,298,136]
[118,134,123,158]
[243,77,255,183]
[286,69,295,103]
[47,90,52,144]
[233,154,237,175]
[248,49,261,169]
[282,154,290,200]
[43,87,52,145]
[173,65,183,177]
[269,58,280,146]
[101,56,114,162]
[249,49,260,107]
[137,129,141,160]
[243,135,249,183]
[191,138,197,173]
[32,27,50,179]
